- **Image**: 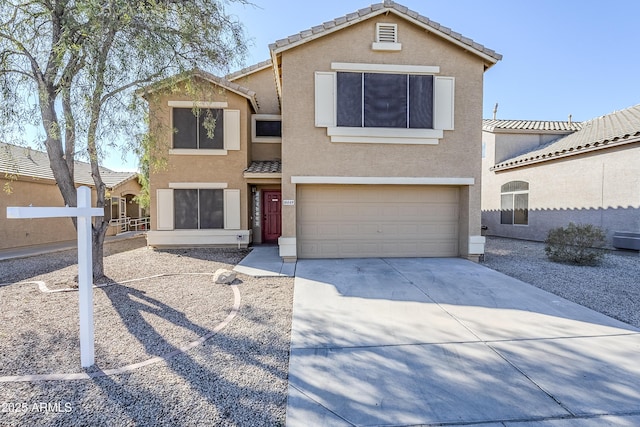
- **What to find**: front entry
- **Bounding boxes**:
[262,190,282,244]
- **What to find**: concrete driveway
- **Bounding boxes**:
[286,258,640,426]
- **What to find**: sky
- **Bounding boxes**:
[105,0,639,170]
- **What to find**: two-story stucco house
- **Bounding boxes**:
[143,1,502,261]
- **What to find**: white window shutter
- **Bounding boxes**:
[223,189,241,230]
[434,76,455,131]
[224,109,241,150]
[315,72,336,127]
[156,189,174,230]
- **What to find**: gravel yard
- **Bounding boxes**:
[483,236,640,329]
[0,235,638,426]
[0,237,293,426]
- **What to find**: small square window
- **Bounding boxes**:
[252,114,282,143]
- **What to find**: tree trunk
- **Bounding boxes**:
[92,221,108,281]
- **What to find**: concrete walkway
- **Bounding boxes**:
[234,245,296,277]
[287,257,640,426]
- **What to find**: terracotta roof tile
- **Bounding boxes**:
[244,160,282,174]
[483,119,582,133]
[0,142,137,188]
[492,104,640,170]
[268,1,502,65]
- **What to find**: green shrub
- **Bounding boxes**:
[544,223,606,266]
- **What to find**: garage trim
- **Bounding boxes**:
[291,176,474,185]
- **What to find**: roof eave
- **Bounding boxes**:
[138,70,259,112]
[269,6,502,68]
[492,138,640,171]
[482,127,577,135]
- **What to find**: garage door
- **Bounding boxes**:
[297,185,459,258]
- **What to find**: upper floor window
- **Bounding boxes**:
[315,63,454,145]
[337,72,433,129]
[173,108,224,149]
[252,114,282,143]
[501,181,529,225]
[167,101,240,154]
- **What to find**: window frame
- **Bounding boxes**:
[500,181,529,226]
[315,63,453,145]
[167,101,241,155]
[173,188,224,230]
[251,114,282,143]
[336,71,434,130]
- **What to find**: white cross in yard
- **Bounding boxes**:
[7,186,103,368]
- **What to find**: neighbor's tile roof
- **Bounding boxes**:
[269,1,502,65]
[0,142,137,188]
[244,160,282,174]
[483,119,582,133]
[493,104,640,170]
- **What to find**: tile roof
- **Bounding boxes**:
[483,119,582,133]
[138,68,259,111]
[493,104,640,170]
[226,59,273,81]
[269,1,502,66]
[244,160,282,174]
[0,142,138,188]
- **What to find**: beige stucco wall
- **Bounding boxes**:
[0,178,76,250]
[146,77,252,233]
[487,131,574,164]
[230,66,280,115]
[481,143,640,243]
[0,176,140,251]
[278,14,487,257]
[231,66,282,163]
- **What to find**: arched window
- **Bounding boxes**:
[500,181,529,225]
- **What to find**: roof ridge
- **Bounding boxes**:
[492,104,640,170]
[269,1,501,64]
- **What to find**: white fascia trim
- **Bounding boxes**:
[243,173,283,179]
[147,229,250,246]
[371,42,402,51]
[327,127,443,144]
[291,176,475,185]
[331,62,440,74]
[168,100,229,108]
[330,136,439,145]
[169,182,228,189]
[169,149,228,156]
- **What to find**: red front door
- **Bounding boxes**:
[262,190,282,243]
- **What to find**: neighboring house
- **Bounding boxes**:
[481,104,640,246]
[0,142,143,252]
[143,1,502,261]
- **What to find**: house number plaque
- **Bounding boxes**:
[282,200,295,206]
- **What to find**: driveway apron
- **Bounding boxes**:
[286,258,640,426]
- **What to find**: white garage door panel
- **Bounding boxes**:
[297,185,459,258]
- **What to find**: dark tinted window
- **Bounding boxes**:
[255,120,282,137]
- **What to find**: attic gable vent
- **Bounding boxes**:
[372,23,402,51]
[377,23,397,43]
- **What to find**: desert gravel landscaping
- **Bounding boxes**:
[483,236,640,329]
[0,235,638,426]
[0,237,293,426]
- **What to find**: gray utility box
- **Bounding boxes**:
[612,232,640,250]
